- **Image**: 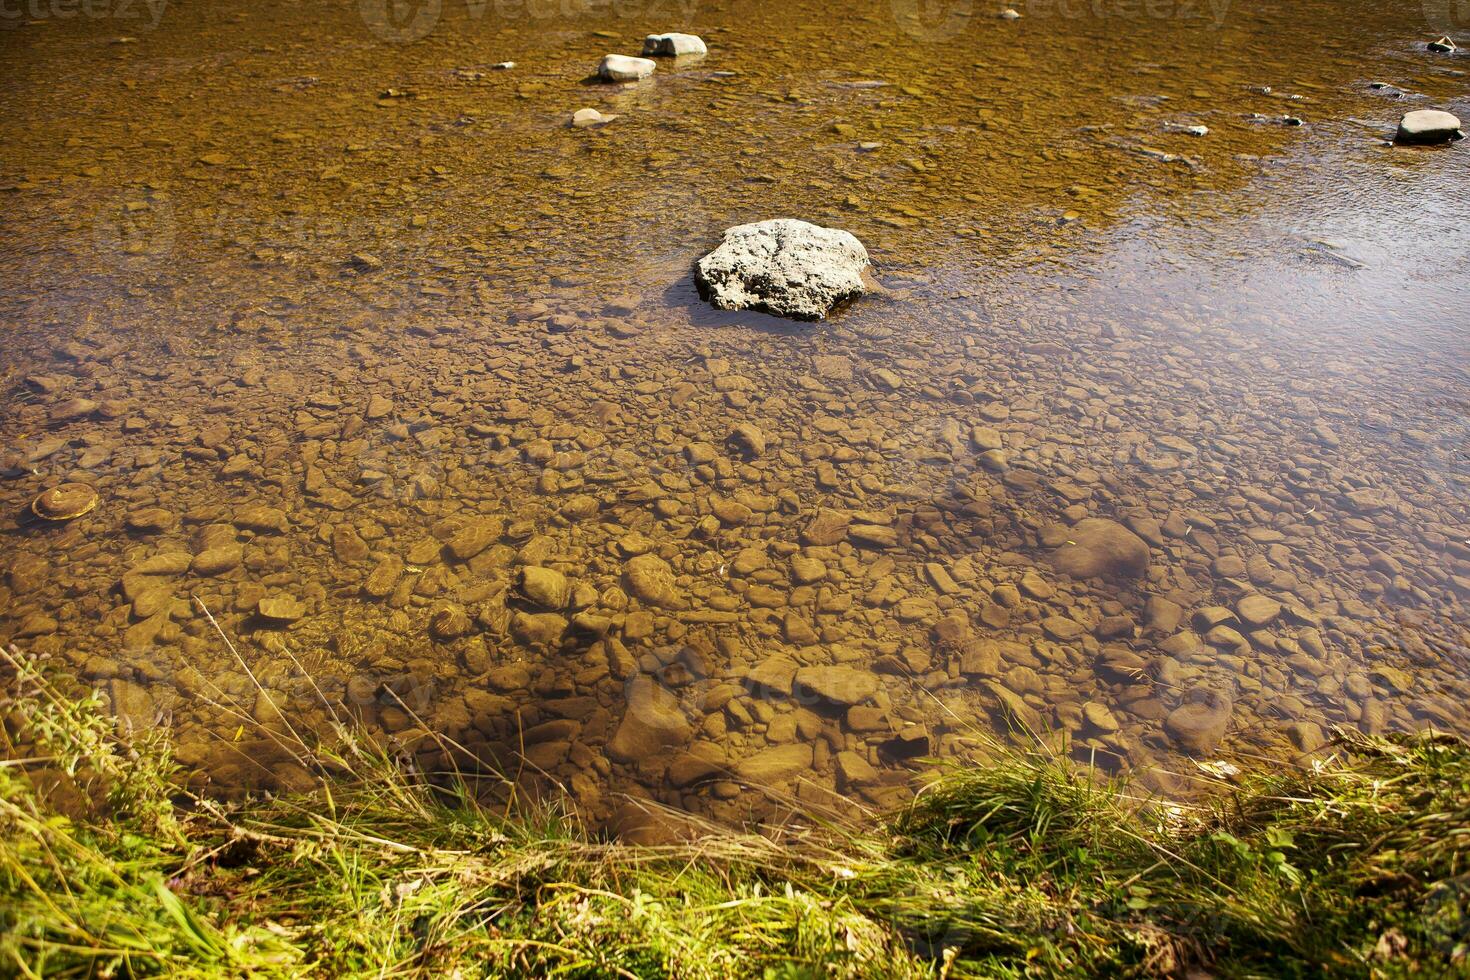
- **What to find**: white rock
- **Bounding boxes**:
[642,32,707,57]
[999,8,1021,18]
[598,54,656,82]
[1396,108,1463,144]
[571,107,617,128]
[695,218,870,321]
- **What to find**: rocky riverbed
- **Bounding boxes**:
[1,0,1466,831]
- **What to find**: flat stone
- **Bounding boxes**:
[518,566,571,609]
[257,595,305,623]
[802,508,850,545]
[446,519,504,562]
[733,743,812,783]
[835,749,879,787]
[363,556,403,598]
[794,665,879,706]
[850,524,897,548]
[624,553,681,608]
[192,545,242,576]
[233,505,289,534]
[1049,518,1150,581]
[1144,595,1184,633]
[607,676,691,763]
[571,107,617,128]
[790,555,827,584]
[727,423,766,457]
[1082,701,1120,733]
[983,680,1042,732]
[1041,615,1085,641]
[745,657,798,695]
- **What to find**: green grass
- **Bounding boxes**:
[1,648,1466,978]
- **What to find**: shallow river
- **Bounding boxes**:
[1,0,1467,831]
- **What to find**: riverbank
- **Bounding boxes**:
[3,653,1465,978]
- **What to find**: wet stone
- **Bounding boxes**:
[598,54,655,82]
[624,553,681,609]
[1164,689,1234,754]
[257,595,305,623]
[1082,701,1120,733]
[446,519,504,562]
[696,219,870,321]
[1236,594,1282,627]
[734,743,812,784]
[192,545,243,576]
[517,566,571,609]
[234,505,289,534]
[607,676,691,764]
[363,556,403,598]
[794,665,879,706]
[1050,518,1150,581]
[31,483,98,521]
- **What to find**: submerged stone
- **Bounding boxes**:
[1164,689,1233,754]
[31,482,98,521]
[1049,518,1150,582]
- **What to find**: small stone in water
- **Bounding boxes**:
[258,595,305,622]
[598,54,656,82]
[518,565,571,609]
[642,32,707,57]
[31,483,98,521]
[571,108,618,128]
[1396,109,1463,144]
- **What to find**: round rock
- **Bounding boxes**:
[31,483,99,521]
[1396,109,1463,144]
[598,54,656,82]
[624,553,681,609]
[1164,688,1234,754]
[695,218,870,321]
[1049,518,1151,582]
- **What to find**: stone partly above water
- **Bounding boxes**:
[570,108,617,129]
[695,219,870,321]
[642,32,707,57]
[598,54,656,82]
[1395,109,1463,144]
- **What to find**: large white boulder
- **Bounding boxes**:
[642,32,707,57]
[1396,109,1463,144]
[695,218,869,321]
[598,54,656,82]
